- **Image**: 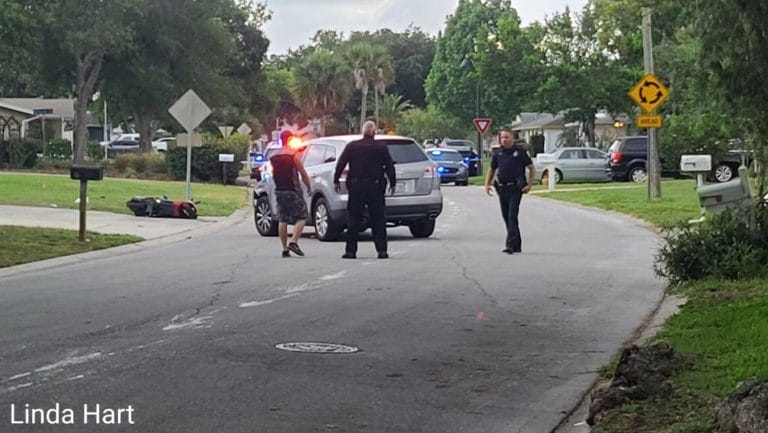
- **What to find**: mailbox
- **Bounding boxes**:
[680,155,712,173]
[536,153,557,164]
[70,164,104,181]
[697,177,752,213]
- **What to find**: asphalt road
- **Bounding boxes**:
[0,186,665,433]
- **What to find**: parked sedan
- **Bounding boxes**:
[533,147,612,184]
[426,148,469,186]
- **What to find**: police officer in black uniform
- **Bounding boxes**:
[484,130,535,254]
[333,121,396,259]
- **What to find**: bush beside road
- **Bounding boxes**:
[0,173,247,217]
[0,226,141,268]
[541,178,768,432]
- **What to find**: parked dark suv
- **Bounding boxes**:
[608,136,746,183]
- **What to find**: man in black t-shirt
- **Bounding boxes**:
[484,130,535,254]
[270,146,311,258]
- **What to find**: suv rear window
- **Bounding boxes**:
[625,138,647,153]
[380,139,428,164]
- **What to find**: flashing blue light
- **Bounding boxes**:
[437,166,446,173]
[463,157,470,162]
[255,155,264,161]
[430,150,442,155]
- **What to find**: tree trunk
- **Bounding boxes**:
[359,84,368,132]
[374,90,379,127]
[134,110,156,153]
[73,51,104,163]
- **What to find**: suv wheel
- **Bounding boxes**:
[628,166,647,183]
[409,219,435,238]
[713,163,734,183]
[313,197,340,241]
[254,195,278,236]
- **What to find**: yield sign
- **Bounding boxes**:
[168,89,211,132]
[473,118,492,135]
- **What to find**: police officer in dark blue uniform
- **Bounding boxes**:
[484,130,535,254]
[333,121,396,259]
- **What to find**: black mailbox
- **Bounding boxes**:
[70,164,104,181]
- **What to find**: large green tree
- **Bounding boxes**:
[101,0,267,152]
[291,49,351,135]
[40,0,137,162]
[527,6,635,146]
[0,0,42,96]
[345,42,393,131]
[425,0,539,129]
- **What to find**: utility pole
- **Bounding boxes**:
[642,8,662,199]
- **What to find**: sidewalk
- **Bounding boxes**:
[0,205,224,240]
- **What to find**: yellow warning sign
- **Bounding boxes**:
[628,74,669,113]
[636,115,663,129]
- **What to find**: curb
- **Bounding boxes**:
[0,206,250,280]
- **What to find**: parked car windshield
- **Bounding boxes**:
[381,139,428,164]
[427,150,462,162]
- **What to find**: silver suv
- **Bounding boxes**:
[253,135,443,241]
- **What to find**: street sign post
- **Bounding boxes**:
[218,126,234,138]
[628,73,669,114]
[473,118,492,135]
[168,89,211,201]
[237,123,252,136]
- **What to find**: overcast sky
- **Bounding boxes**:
[263,0,589,55]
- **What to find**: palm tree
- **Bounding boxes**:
[345,43,393,131]
[291,50,351,135]
[378,94,413,131]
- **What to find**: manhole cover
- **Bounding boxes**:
[275,342,359,354]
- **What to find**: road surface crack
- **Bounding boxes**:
[452,254,497,306]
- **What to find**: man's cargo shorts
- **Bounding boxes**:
[275,190,308,224]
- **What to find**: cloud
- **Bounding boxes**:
[263,0,587,55]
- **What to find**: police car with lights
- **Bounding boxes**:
[425,148,470,186]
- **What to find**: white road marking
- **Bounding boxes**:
[66,375,85,381]
[239,294,297,308]
[5,382,32,392]
[285,282,313,294]
[319,271,347,281]
[162,316,214,331]
[2,372,31,383]
[35,353,102,372]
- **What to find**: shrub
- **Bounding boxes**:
[87,141,104,160]
[35,156,73,171]
[8,138,39,168]
[655,204,768,284]
[44,138,73,159]
[112,154,132,172]
[166,146,219,181]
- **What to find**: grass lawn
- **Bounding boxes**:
[469,176,702,227]
[593,278,768,433]
[0,173,248,217]
[1,225,142,268]
[536,179,702,227]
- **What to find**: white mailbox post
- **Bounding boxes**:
[536,153,557,191]
[680,154,712,187]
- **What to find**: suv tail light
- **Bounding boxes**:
[423,166,434,178]
[611,152,623,164]
[338,168,349,182]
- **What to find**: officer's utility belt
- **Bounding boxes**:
[494,179,525,191]
[348,177,385,185]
